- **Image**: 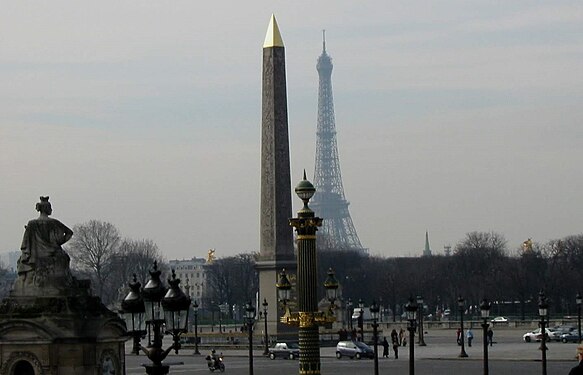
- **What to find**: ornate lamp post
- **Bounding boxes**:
[480,299,491,375]
[416,295,426,346]
[458,296,468,358]
[358,298,365,341]
[193,300,200,355]
[276,172,339,375]
[538,291,549,375]
[405,297,418,375]
[347,298,353,330]
[245,301,256,375]
[121,262,190,375]
[576,293,582,343]
[262,298,269,355]
[121,274,146,355]
[370,300,380,375]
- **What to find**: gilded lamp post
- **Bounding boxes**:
[277,172,338,375]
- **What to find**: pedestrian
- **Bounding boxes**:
[569,344,583,375]
[399,328,405,346]
[456,328,462,345]
[391,329,399,359]
[487,327,494,346]
[466,328,474,347]
[382,337,389,358]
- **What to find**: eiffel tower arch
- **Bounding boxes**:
[311,31,366,254]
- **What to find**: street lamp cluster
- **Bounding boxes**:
[120,262,191,375]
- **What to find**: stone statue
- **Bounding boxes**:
[13,196,74,296]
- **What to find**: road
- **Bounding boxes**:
[124,327,581,375]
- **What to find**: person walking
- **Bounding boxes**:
[391,329,399,359]
[568,344,583,375]
[466,328,474,347]
[382,337,389,358]
[399,328,405,346]
[456,328,462,345]
[487,327,494,346]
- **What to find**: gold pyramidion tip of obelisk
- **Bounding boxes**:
[263,14,284,48]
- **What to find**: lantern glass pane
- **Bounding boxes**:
[481,308,490,319]
[144,300,154,322]
[539,307,547,317]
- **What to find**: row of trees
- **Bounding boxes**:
[317,231,583,321]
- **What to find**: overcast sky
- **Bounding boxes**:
[1,1,582,261]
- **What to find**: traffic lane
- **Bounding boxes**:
[126,354,577,375]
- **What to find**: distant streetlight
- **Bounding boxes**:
[576,293,582,344]
[262,298,269,355]
[539,291,549,375]
[358,298,365,341]
[416,295,426,346]
[346,298,353,330]
[458,297,468,358]
[480,299,491,375]
[370,300,380,375]
[405,297,418,375]
[193,300,200,355]
[245,301,256,375]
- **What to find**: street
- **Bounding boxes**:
[125,328,581,375]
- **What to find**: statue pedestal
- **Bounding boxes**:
[0,282,127,375]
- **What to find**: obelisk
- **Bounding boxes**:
[257,14,297,339]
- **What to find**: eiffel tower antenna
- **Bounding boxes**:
[311,33,366,253]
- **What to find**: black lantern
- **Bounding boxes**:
[162,270,191,353]
[324,268,339,303]
[276,268,292,304]
[142,261,167,324]
[121,274,146,355]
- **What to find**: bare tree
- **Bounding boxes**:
[205,253,258,317]
[66,220,121,300]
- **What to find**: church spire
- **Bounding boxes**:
[423,231,432,256]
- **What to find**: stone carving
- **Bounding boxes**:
[12,196,74,296]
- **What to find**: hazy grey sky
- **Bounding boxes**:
[2,1,582,260]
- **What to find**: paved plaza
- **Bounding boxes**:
[125,327,582,374]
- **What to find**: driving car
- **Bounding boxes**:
[336,341,374,359]
[490,316,509,324]
[268,342,300,360]
[560,329,580,343]
[550,325,576,342]
[523,328,553,342]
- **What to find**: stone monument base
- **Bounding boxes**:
[0,282,127,375]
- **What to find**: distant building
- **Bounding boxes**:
[0,251,19,272]
[422,231,432,257]
[168,257,209,308]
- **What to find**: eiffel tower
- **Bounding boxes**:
[311,31,365,253]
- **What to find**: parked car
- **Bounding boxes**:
[523,328,553,342]
[336,341,374,359]
[268,342,300,360]
[490,316,509,324]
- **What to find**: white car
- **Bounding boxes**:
[491,316,509,324]
[523,328,553,342]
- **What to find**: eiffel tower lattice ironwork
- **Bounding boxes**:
[311,31,365,253]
